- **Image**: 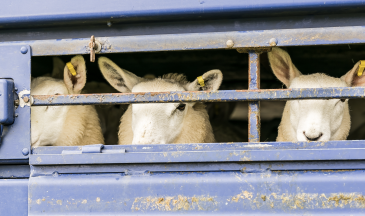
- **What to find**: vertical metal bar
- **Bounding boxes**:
[248,51,260,142]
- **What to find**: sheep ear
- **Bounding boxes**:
[64,55,86,94]
[52,57,65,79]
[268,47,302,87]
[341,61,365,87]
[98,57,143,93]
[186,70,223,91]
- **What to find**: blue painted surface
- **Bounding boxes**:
[0,165,30,178]
[0,45,30,161]
[0,79,15,125]
[248,52,261,142]
[31,87,365,106]
[30,141,365,165]
[0,179,28,216]
[28,169,365,215]
[1,0,365,28]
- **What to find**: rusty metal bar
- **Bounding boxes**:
[248,51,260,142]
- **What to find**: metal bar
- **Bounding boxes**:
[248,51,260,142]
[30,87,365,106]
[30,161,365,177]
[2,26,365,56]
[30,140,365,165]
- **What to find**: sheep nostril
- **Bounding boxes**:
[303,132,323,142]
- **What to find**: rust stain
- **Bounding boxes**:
[131,195,217,211]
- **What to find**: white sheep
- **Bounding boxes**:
[31,55,104,147]
[98,57,223,144]
[268,47,365,142]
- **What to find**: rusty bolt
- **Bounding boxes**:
[269,38,278,46]
[14,99,19,106]
[226,40,234,48]
[23,96,29,103]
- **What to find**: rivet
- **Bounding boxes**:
[15,113,18,117]
[226,40,234,48]
[269,38,278,46]
[22,148,29,156]
[20,46,28,54]
[23,96,29,103]
[107,21,112,27]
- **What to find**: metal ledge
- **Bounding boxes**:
[30,140,365,165]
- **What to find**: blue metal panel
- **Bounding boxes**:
[0,79,15,125]
[1,1,365,28]
[0,179,28,216]
[30,141,365,165]
[0,45,30,161]
[1,26,365,56]
[0,165,30,178]
[30,87,365,106]
[28,169,365,215]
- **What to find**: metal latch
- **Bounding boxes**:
[89,35,102,62]
[62,144,126,154]
[0,79,15,125]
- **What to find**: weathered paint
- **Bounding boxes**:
[248,51,261,142]
[2,26,365,56]
[30,140,365,165]
[30,87,365,106]
[28,169,365,214]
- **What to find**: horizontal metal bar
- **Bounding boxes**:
[30,140,365,165]
[2,26,365,56]
[30,87,365,106]
[30,161,365,177]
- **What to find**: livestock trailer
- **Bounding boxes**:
[1,1,365,215]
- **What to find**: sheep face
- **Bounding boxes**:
[31,78,70,147]
[288,74,348,141]
[268,47,365,142]
[98,57,222,144]
[31,55,87,147]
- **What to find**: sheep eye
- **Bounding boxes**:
[176,104,186,111]
[340,99,346,102]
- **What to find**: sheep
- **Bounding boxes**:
[31,55,104,147]
[98,57,223,144]
[268,47,365,142]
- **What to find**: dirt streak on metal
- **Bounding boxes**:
[232,192,365,210]
[131,195,218,211]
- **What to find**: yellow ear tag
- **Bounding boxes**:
[197,76,205,87]
[66,62,77,76]
[357,60,365,76]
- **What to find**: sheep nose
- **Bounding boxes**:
[303,131,323,141]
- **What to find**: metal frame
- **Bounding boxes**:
[1,18,365,215]
[22,25,365,160]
